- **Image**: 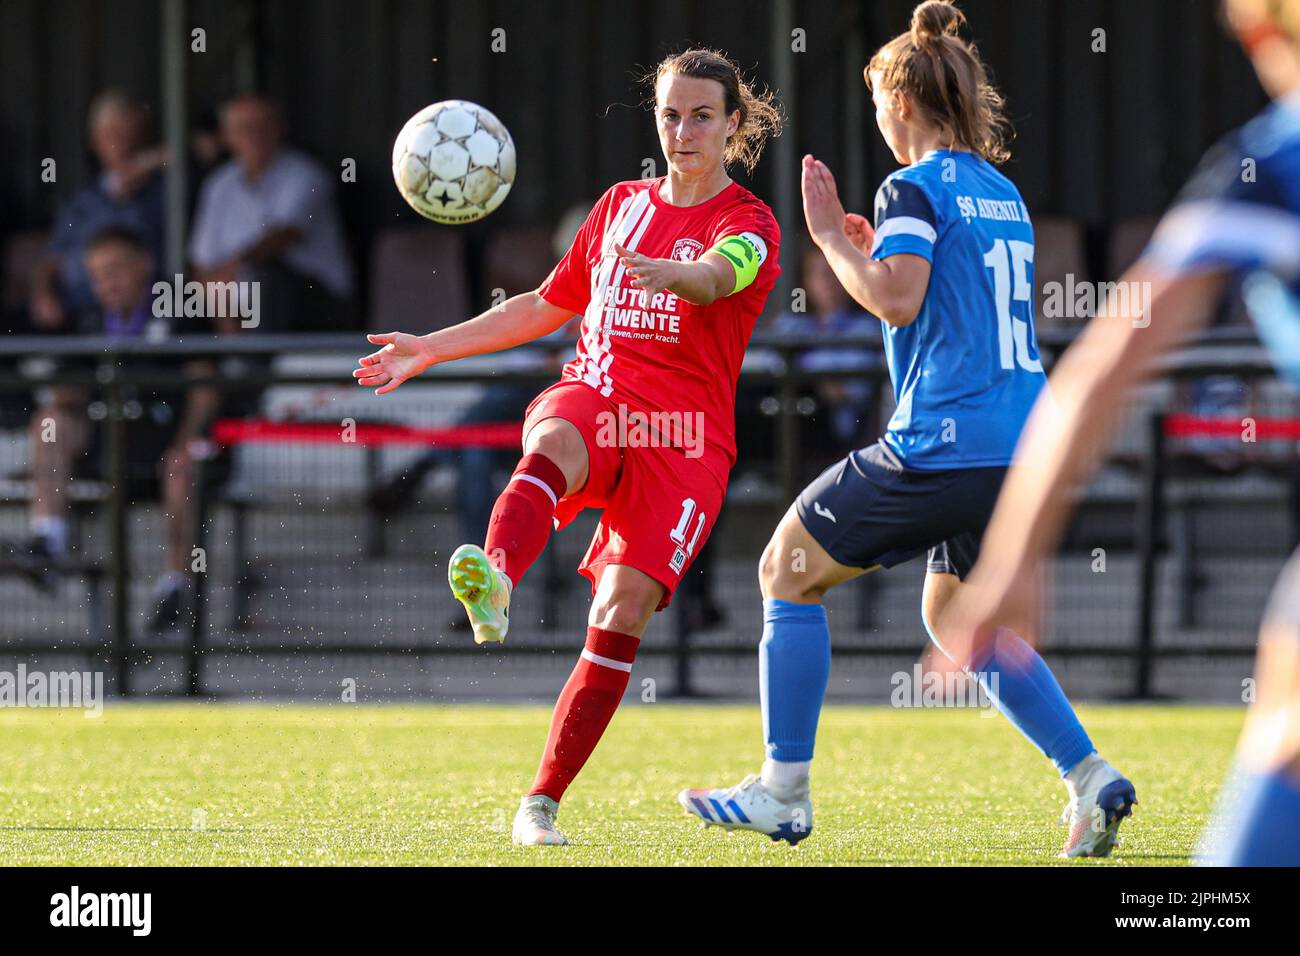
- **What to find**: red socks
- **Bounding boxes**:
[491,457,639,800]
[483,452,567,584]
[529,626,641,801]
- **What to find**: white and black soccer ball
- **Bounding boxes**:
[391,100,516,224]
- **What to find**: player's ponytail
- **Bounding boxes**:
[868,0,1012,165]
[646,48,783,175]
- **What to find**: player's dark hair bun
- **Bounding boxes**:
[910,0,966,47]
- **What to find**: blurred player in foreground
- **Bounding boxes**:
[939,0,1300,866]
[355,49,782,845]
[680,0,1134,857]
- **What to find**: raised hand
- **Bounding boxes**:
[801,154,848,248]
[353,331,434,395]
[929,559,1045,681]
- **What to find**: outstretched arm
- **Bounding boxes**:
[938,264,1228,654]
[353,291,574,395]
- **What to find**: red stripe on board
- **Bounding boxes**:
[1164,414,1300,440]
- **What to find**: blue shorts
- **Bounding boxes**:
[794,441,1007,580]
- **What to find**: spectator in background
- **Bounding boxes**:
[14,227,236,639]
[147,330,234,634]
[27,90,166,329]
[188,94,354,332]
[14,229,181,587]
[8,224,244,638]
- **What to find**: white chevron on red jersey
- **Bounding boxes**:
[537,177,780,477]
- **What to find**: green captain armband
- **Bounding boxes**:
[710,231,769,295]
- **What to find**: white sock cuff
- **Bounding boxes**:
[579,648,633,672]
[762,758,811,793]
[1064,751,1104,793]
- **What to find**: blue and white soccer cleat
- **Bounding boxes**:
[678,774,813,845]
[1059,761,1138,858]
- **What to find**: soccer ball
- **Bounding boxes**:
[391,100,516,225]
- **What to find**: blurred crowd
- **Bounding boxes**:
[3,89,359,634]
[0,88,884,639]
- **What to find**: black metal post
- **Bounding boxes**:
[103,370,130,697]
[1133,410,1166,699]
[188,453,210,696]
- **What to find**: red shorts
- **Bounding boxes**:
[522,380,727,611]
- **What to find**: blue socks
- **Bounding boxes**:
[760,598,1094,778]
[926,621,1095,777]
[1204,766,1300,866]
[760,599,831,763]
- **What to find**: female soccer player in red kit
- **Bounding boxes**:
[355,49,782,845]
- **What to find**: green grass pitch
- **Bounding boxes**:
[0,702,1241,866]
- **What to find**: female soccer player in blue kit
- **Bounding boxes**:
[942,0,1300,866]
[679,0,1136,858]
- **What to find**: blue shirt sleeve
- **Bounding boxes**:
[1143,122,1300,278]
[871,175,939,263]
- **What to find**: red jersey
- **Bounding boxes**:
[536,177,781,479]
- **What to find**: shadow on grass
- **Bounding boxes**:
[0,825,253,834]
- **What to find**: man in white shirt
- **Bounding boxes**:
[189,94,354,331]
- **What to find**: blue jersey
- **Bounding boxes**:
[1144,93,1300,384]
[870,149,1046,470]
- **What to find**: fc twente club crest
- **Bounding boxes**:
[671,238,704,262]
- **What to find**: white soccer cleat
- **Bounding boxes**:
[678,774,813,845]
[1059,759,1138,858]
[447,544,512,645]
[512,794,568,846]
